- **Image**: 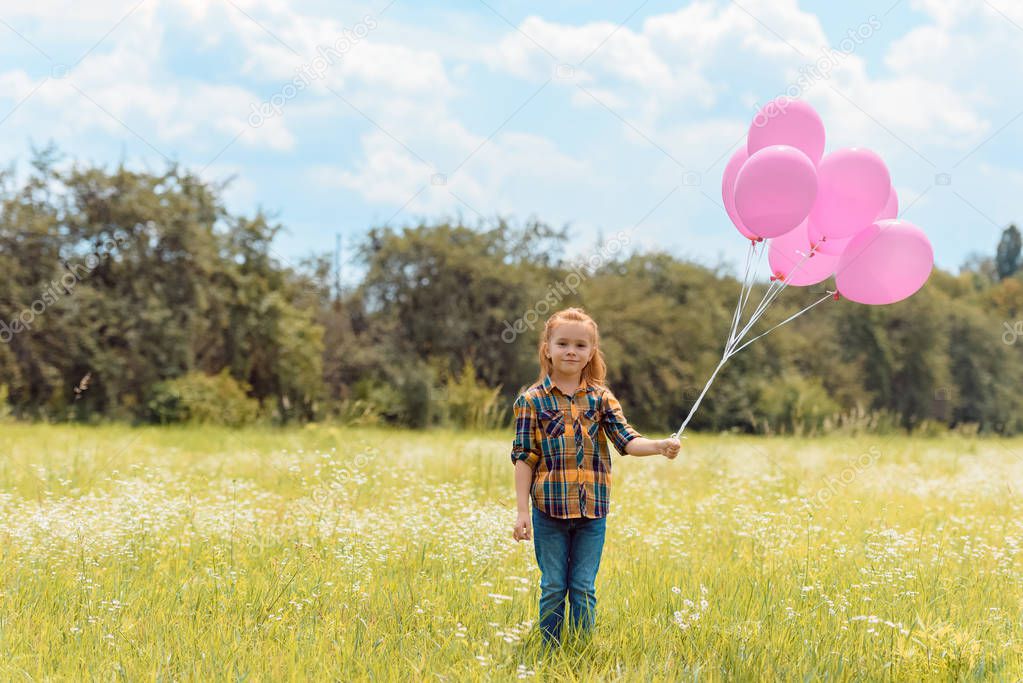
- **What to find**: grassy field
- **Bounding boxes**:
[2,423,1023,680]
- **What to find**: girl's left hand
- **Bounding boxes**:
[660,437,681,459]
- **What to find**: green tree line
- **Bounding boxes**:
[2,150,1022,434]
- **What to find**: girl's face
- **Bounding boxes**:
[547,322,594,377]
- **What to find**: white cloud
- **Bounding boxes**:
[199,161,259,209]
[311,129,434,207]
[0,0,159,29]
[907,0,976,27]
[310,125,594,223]
[475,0,1004,168]
[0,0,301,155]
[874,0,1023,151]
[295,0,1012,264]
[0,0,1016,274]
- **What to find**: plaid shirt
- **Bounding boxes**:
[510,373,643,519]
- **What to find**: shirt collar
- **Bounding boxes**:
[541,373,595,398]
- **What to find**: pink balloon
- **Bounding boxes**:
[722,146,758,240]
[808,148,891,241]
[876,185,899,220]
[748,97,826,165]
[836,219,933,305]
[806,218,851,255]
[767,219,839,286]
[734,145,818,239]
[808,183,898,254]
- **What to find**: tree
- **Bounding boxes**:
[4,147,1023,435]
[353,218,568,395]
[996,224,1021,280]
[0,149,323,422]
[946,303,1022,432]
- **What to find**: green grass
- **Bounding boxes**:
[2,423,1023,680]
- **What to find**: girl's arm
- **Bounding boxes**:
[510,395,539,541]
[514,460,533,514]
[601,389,680,458]
[626,437,679,457]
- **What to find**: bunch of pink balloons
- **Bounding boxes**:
[721,97,933,305]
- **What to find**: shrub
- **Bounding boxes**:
[335,359,506,430]
[147,369,260,427]
[334,396,382,426]
[336,370,436,428]
[438,359,506,430]
[754,373,840,436]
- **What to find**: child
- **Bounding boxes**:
[509,306,681,648]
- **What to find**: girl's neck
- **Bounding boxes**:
[550,369,583,395]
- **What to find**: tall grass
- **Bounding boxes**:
[1,424,1022,679]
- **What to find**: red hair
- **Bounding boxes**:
[535,307,608,389]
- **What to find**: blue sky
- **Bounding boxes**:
[1,0,1020,285]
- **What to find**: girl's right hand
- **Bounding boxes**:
[660,437,681,459]
[512,512,532,542]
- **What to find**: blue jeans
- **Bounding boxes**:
[531,506,607,647]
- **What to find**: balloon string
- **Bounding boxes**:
[730,242,817,350]
[673,290,833,439]
[674,245,756,439]
[726,240,758,349]
[730,247,793,348]
[740,242,769,325]
[672,357,728,440]
[734,241,759,336]
[673,241,762,440]
[743,241,766,314]
[724,244,751,349]
[730,277,783,350]
[673,239,829,439]
[728,290,834,355]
